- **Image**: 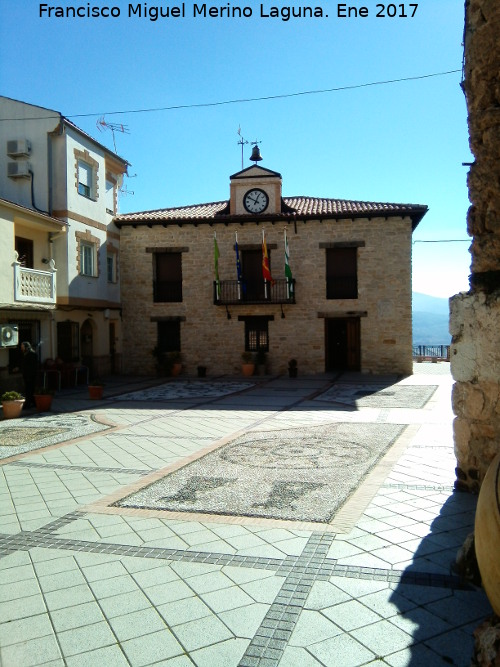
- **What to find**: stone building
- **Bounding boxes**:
[450,0,500,492]
[115,163,427,377]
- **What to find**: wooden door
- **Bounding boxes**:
[325,318,360,371]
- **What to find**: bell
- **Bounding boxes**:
[250,145,263,162]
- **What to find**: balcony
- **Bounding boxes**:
[14,261,57,305]
[214,279,296,305]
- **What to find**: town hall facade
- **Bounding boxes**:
[115,163,427,377]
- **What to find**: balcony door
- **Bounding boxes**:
[242,249,265,301]
[15,237,34,268]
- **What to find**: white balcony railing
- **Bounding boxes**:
[14,259,57,305]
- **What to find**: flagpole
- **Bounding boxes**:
[285,228,289,300]
[214,231,220,300]
[262,228,268,300]
[235,232,241,300]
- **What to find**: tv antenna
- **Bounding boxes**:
[237,126,248,169]
[96,117,130,153]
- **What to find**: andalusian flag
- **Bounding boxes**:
[262,230,274,284]
[235,233,242,283]
[214,233,220,298]
[284,229,292,280]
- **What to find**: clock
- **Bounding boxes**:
[243,188,269,214]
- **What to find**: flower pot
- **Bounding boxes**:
[171,363,182,377]
[474,451,500,616]
[2,399,25,419]
[242,363,255,377]
[88,385,104,400]
[34,394,53,413]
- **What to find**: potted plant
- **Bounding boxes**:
[88,380,104,400]
[34,386,55,412]
[255,349,267,376]
[168,351,183,377]
[1,391,25,419]
[288,358,298,378]
[152,348,183,377]
[241,352,255,377]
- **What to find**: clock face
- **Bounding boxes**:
[243,188,269,214]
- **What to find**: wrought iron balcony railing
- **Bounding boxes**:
[214,279,295,305]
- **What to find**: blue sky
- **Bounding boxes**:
[1,0,471,298]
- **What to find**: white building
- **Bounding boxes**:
[0,97,129,390]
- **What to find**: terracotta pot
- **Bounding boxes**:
[2,399,25,419]
[34,394,53,413]
[88,385,104,400]
[242,363,255,377]
[171,363,182,377]
[475,451,500,616]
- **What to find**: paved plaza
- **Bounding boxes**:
[0,365,493,666]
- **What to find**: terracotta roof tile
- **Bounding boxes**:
[114,196,427,228]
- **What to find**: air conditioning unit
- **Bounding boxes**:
[7,161,31,178]
[0,324,19,348]
[7,139,31,157]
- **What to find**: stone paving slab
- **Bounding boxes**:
[0,366,494,667]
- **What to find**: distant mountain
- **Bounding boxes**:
[412,293,451,345]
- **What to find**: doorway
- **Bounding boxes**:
[325,317,360,371]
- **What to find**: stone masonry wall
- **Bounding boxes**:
[450,0,500,491]
[119,217,413,377]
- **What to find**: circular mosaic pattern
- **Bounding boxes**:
[220,438,371,469]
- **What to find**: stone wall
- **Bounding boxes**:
[119,217,414,377]
[450,0,500,491]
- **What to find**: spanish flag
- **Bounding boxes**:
[262,230,274,284]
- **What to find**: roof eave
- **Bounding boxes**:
[115,207,428,229]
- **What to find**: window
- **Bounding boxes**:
[244,317,269,352]
[105,178,115,214]
[107,254,116,283]
[326,247,358,299]
[154,252,182,302]
[57,321,79,362]
[80,241,96,277]
[157,321,181,354]
[78,160,93,198]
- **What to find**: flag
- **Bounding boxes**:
[235,233,242,283]
[214,233,220,298]
[262,231,274,284]
[284,229,293,293]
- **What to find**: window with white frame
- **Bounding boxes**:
[80,241,97,276]
[78,160,94,198]
[105,178,115,214]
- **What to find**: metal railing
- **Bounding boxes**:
[14,262,57,304]
[214,279,296,305]
[413,345,450,361]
